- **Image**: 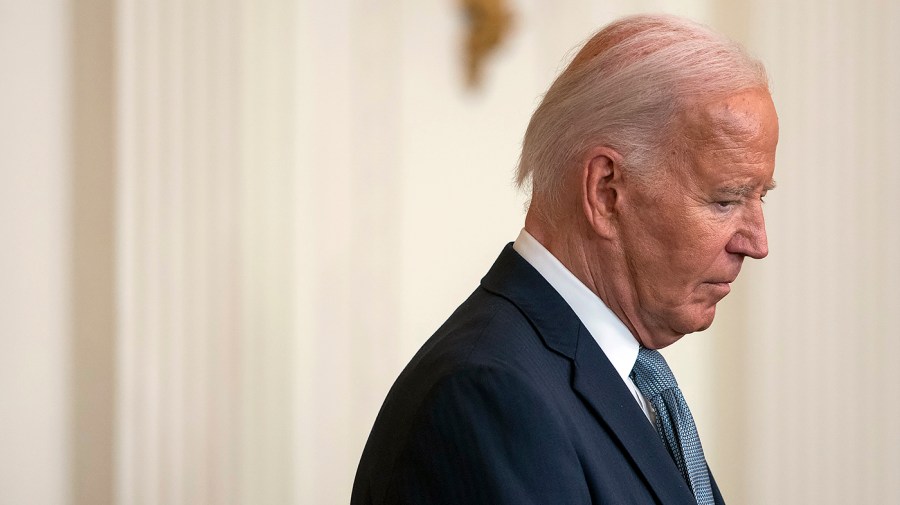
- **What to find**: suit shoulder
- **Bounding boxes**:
[415,287,541,365]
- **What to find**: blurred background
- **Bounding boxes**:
[2,0,899,504]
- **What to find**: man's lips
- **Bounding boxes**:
[707,280,733,295]
[709,272,740,285]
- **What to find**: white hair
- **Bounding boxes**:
[517,14,769,220]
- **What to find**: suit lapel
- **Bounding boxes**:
[482,244,697,504]
[571,326,697,503]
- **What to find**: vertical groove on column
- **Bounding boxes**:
[159,0,172,502]
[786,0,806,501]
[882,0,900,498]
[115,0,136,502]
[135,1,154,503]
[180,0,197,500]
[158,0,171,500]
[817,0,835,502]
[858,2,879,500]
[216,2,241,504]
[843,2,862,502]
[237,5,256,503]
[70,0,116,504]
[307,1,353,503]
[837,0,850,500]
[183,0,208,503]
[167,0,187,503]
[181,0,195,499]
[208,2,227,503]
[146,0,163,501]
[852,5,869,500]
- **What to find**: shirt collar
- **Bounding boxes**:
[512,229,640,383]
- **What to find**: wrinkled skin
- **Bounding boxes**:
[613,88,779,348]
[527,87,779,349]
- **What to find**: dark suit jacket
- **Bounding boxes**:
[351,244,725,504]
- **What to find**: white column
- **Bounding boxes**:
[731,0,900,503]
[116,1,297,503]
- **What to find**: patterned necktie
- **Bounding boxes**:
[630,347,714,505]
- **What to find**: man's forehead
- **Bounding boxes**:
[679,88,779,141]
[673,89,780,185]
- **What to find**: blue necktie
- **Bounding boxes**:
[630,347,714,505]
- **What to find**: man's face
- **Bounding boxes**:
[615,88,779,348]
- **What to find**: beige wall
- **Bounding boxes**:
[0,1,70,504]
[3,1,900,504]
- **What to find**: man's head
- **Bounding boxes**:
[519,14,779,349]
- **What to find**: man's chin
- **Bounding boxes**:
[675,305,717,335]
[640,305,717,348]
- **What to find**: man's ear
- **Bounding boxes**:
[581,146,623,238]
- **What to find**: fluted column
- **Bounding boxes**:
[116,1,298,503]
[723,1,900,503]
[116,0,407,503]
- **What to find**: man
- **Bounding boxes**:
[352,13,778,505]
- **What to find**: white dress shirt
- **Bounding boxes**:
[513,229,656,423]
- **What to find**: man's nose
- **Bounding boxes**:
[725,206,768,259]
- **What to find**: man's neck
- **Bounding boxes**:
[523,211,676,350]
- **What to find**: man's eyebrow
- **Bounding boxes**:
[719,179,777,197]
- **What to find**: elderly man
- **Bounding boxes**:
[352,13,777,505]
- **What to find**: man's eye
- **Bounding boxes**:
[715,201,738,209]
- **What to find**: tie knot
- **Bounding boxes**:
[630,347,678,399]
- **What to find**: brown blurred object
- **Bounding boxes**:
[461,0,513,89]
